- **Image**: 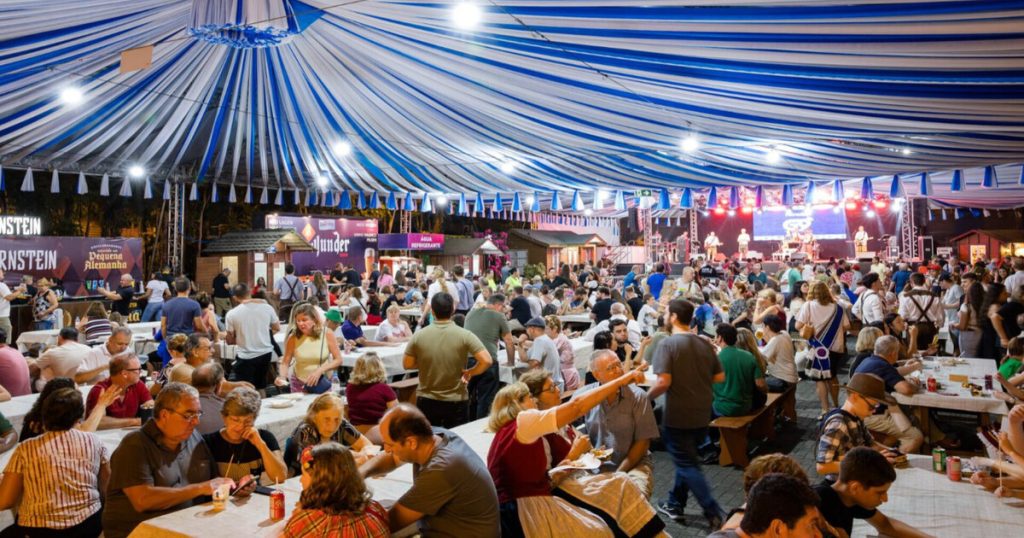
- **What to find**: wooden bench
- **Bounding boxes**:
[709,384,797,468]
[389,377,419,404]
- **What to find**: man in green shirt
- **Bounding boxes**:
[711,323,765,417]
[464,294,515,419]
[404,292,492,428]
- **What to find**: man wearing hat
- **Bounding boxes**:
[515,316,564,390]
[324,308,345,339]
[816,372,904,480]
[853,336,925,454]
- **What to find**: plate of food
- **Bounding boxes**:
[278,392,306,401]
[268,399,295,409]
[548,453,602,475]
[590,447,614,460]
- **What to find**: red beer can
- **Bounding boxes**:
[946,456,961,482]
[270,489,285,520]
[927,377,937,392]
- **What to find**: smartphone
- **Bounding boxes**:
[253,485,275,496]
[230,474,255,496]
[641,330,649,337]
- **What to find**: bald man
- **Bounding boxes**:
[359,404,498,537]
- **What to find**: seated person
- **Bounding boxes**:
[852,335,924,454]
[341,306,393,348]
[0,410,15,454]
[713,323,765,418]
[75,327,133,385]
[194,362,227,435]
[284,442,389,536]
[358,404,500,537]
[708,474,822,538]
[102,383,234,538]
[971,403,1024,499]
[170,333,212,384]
[346,353,398,431]
[816,447,934,538]
[204,387,287,488]
[998,336,1024,381]
[85,354,153,430]
[30,327,91,392]
[375,305,413,343]
[572,350,659,498]
[285,393,372,476]
[816,374,902,480]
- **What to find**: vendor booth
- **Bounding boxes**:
[434,237,504,276]
[950,229,1024,263]
[508,230,607,268]
[197,229,314,294]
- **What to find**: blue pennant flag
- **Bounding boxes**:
[307,190,317,206]
[1019,165,1024,185]
[951,170,964,192]
[550,192,562,211]
[325,191,334,207]
[458,193,468,215]
[679,188,693,209]
[889,175,904,199]
[573,191,585,211]
[0,166,4,192]
[512,192,522,212]
[493,193,504,213]
[982,166,997,188]
[918,173,931,196]
[729,186,741,209]
[755,186,765,208]
[474,192,485,215]
[615,190,626,211]
[386,191,397,210]
[860,177,873,200]
[339,191,352,210]
[782,184,794,206]
[806,181,816,204]
[369,192,379,209]
[420,193,432,212]
[707,186,718,208]
[531,192,541,212]
[657,189,670,211]
[832,180,845,201]
[401,193,413,212]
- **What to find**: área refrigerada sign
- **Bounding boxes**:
[0,216,41,236]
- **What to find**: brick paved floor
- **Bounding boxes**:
[650,376,826,537]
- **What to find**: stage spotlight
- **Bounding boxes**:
[727,209,736,217]
[865,209,876,217]
[832,205,842,214]
[713,207,725,216]
[845,201,858,210]
[452,2,481,29]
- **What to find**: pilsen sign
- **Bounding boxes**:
[0,216,41,236]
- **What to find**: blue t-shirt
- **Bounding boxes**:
[852,355,903,413]
[161,297,202,336]
[892,270,912,294]
[647,273,667,300]
[623,271,637,291]
[341,320,364,342]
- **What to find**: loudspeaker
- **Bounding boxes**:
[918,236,934,259]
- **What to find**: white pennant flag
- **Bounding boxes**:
[22,167,35,192]
[189,183,198,201]
[50,169,60,193]
[119,177,132,197]
[260,187,269,204]
[77,172,88,194]
[163,180,171,200]
[143,177,152,199]
[274,189,283,205]
[228,185,237,203]
[100,173,109,196]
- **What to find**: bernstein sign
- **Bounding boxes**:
[0,237,143,296]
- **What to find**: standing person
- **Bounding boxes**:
[161,277,204,338]
[102,383,234,538]
[737,228,751,259]
[224,283,280,391]
[403,292,492,428]
[274,263,303,322]
[980,282,1008,362]
[277,304,344,394]
[463,294,514,421]
[508,287,532,330]
[795,281,850,415]
[0,330,31,396]
[0,269,26,340]
[515,317,564,390]
[30,278,59,330]
[646,263,668,301]
[0,388,110,537]
[97,274,136,318]
[141,272,170,323]
[854,225,870,255]
[211,268,232,317]
[704,232,721,261]
[359,404,500,537]
[891,264,912,295]
[452,265,474,317]
[590,286,614,324]
[954,278,984,357]
[342,264,362,288]
[897,273,943,351]
[939,275,963,354]
[647,299,727,528]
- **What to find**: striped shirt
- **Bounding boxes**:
[283,501,389,538]
[4,429,109,529]
[82,318,113,343]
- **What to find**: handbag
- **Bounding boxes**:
[805,305,844,380]
[301,332,332,394]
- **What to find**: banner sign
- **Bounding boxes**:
[377,233,444,251]
[0,237,143,297]
[752,207,849,241]
[266,215,378,274]
[0,216,41,236]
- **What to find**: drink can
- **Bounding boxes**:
[270,489,285,520]
[932,447,946,472]
[984,375,993,390]
[927,377,937,392]
[947,456,962,482]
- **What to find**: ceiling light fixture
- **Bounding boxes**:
[500,161,516,174]
[60,87,84,106]
[333,141,352,157]
[452,2,481,30]
[765,147,781,164]
[128,165,145,179]
[680,134,699,153]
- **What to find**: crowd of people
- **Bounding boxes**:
[0,252,1022,537]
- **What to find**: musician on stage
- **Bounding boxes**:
[676,231,689,263]
[800,227,817,259]
[704,231,721,261]
[854,225,870,255]
[737,228,751,259]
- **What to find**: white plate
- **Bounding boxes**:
[278,392,305,400]
[268,400,294,409]
[548,453,601,475]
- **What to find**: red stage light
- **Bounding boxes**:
[713,207,726,216]
[741,207,753,214]
[845,201,858,210]
[873,200,887,209]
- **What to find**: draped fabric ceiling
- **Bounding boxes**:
[1,0,1023,209]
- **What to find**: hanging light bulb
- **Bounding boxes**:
[60,87,84,106]
[332,141,352,157]
[680,134,699,153]
[452,2,482,29]
[765,147,781,164]
[128,165,145,179]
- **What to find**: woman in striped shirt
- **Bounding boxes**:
[0,387,110,537]
[76,302,113,344]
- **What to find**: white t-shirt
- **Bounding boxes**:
[525,334,564,389]
[145,279,169,304]
[375,319,411,342]
[638,304,660,334]
[796,300,848,353]
[427,280,454,303]
[761,333,798,383]
[224,301,279,359]
[35,341,92,390]
[0,283,10,317]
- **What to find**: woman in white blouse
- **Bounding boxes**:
[760,314,798,392]
[374,305,412,343]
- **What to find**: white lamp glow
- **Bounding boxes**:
[765,147,781,164]
[128,165,145,179]
[316,174,328,188]
[452,3,481,29]
[333,141,352,157]
[500,161,516,174]
[680,134,699,153]
[61,87,84,106]
[436,194,449,205]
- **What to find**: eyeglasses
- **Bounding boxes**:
[169,409,203,422]
[124,368,143,373]
[541,384,560,394]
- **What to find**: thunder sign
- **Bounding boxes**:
[265,215,378,274]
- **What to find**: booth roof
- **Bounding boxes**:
[204,229,315,254]
[443,237,503,256]
[510,229,607,247]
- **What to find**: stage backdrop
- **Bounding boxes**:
[695,208,898,260]
[0,237,144,297]
[265,215,378,275]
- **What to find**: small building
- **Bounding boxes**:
[434,237,505,276]
[949,229,1024,264]
[508,229,608,268]
[197,229,315,293]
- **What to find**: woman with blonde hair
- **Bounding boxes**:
[277,303,344,394]
[422,267,453,319]
[345,353,398,432]
[307,271,329,309]
[374,305,412,343]
[849,326,884,379]
[752,289,786,328]
[487,364,666,537]
[285,392,371,476]
[283,442,388,537]
[544,315,580,391]
[794,280,849,415]
[736,328,769,408]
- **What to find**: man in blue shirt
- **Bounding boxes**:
[622,265,640,292]
[161,277,203,338]
[853,335,924,454]
[646,263,667,300]
[341,306,393,348]
[891,263,912,295]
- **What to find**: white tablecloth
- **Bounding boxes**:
[558,314,593,327]
[0,385,93,434]
[16,321,161,353]
[895,357,1007,415]
[127,418,495,538]
[851,455,1023,537]
[399,308,422,319]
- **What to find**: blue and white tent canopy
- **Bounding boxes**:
[1,0,1023,207]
